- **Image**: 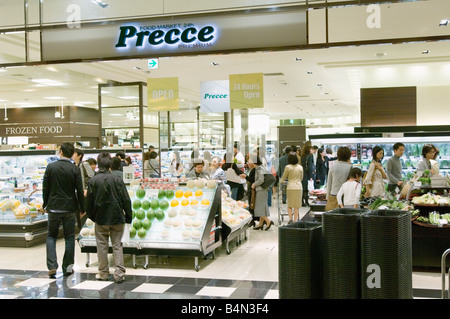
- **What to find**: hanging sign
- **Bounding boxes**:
[229,73,264,109]
[147,77,179,111]
[200,80,230,113]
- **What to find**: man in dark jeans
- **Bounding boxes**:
[43,142,84,278]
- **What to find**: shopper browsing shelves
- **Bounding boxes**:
[186,159,210,179]
[300,144,315,207]
[363,146,387,198]
[386,142,405,194]
[250,154,274,230]
[416,144,436,176]
[43,142,85,278]
[85,152,132,284]
[279,153,303,223]
[325,146,352,211]
[337,167,363,209]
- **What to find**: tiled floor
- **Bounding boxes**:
[0,199,446,299]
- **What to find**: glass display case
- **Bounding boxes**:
[310,134,450,177]
[0,149,143,247]
[78,180,222,271]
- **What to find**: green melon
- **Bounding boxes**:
[147,209,156,220]
[141,200,151,211]
[129,227,137,238]
[150,199,159,210]
[155,209,165,221]
[136,188,146,199]
[135,209,146,220]
[142,219,152,230]
[137,228,147,238]
[132,200,142,210]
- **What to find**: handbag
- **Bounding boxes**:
[250,188,256,210]
[261,173,276,189]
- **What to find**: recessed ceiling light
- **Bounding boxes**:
[375,53,387,58]
[307,71,313,74]
[295,57,302,61]
[211,62,219,66]
[422,50,430,54]
[439,19,449,26]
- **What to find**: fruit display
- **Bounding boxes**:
[221,191,252,229]
[0,197,43,220]
[125,182,216,242]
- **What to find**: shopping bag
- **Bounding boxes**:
[121,223,130,244]
[307,179,315,192]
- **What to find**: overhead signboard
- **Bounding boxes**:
[229,73,264,109]
[147,77,179,111]
[41,10,307,62]
[200,80,230,113]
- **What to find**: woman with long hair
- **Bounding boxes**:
[363,146,387,198]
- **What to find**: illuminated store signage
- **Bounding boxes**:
[41,10,306,61]
[115,23,216,50]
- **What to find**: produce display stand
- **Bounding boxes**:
[407,184,450,268]
[78,180,222,272]
[221,217,251,255]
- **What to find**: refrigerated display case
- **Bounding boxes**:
[78,180,222,271]
[0,150,57,247]
[310,133,450,177]
[0,149,143,247]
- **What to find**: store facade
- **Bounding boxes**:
[0,0,449,269]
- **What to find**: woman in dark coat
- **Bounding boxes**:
[300,144,314,207]
[315,148,329,189]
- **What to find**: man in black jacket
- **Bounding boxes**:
[86,152,132,283]
[43,142,85,278]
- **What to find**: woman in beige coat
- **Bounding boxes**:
[279,154,303,223]
[364,146,387,198]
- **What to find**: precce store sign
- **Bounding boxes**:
[115,23,217,50]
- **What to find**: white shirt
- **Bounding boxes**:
[336,180,361,207]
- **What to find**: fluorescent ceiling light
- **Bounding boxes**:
[119,96,138,100]
[31,79,64,86]
[45,96,66,100]
[109,113,123,116]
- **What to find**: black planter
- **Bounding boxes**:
[361,210,413,299]
[278,221,323,299]
[322,208,367,299]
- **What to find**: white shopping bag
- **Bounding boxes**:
[307,179,315,192]
[121,223,131,244]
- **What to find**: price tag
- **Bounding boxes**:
[414,182,422,187]
[148,189,158,198]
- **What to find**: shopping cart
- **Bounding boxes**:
[442,248,450,299]
[277,181,289,225]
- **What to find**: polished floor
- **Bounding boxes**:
[0,196,445,300]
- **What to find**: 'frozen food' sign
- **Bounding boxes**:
[115,23,216,49]
[5,125,63,136]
